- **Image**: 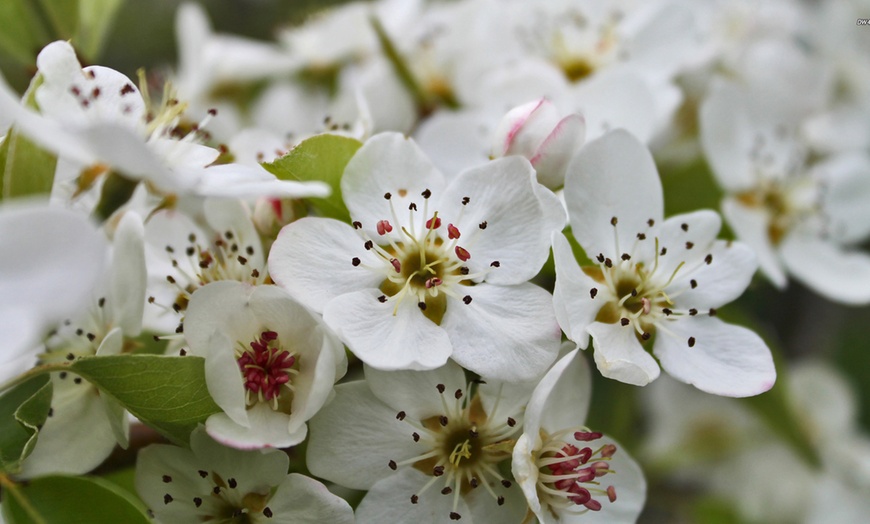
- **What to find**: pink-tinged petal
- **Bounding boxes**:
[564,129,664,259]
[341,132,446,237]
[493,98,548,157]
[356,468,473,524]
[700,81,757,192]
[364,361,466,421]
[552,232,605,349]
[206,404,303,449]
[722,197,787,289]
[654,316,776,397]
[530,112,586,190]
[269,217,384,313]
[307,382,420,490]
[443,282,561,382]
[324,289,452,371]
[501,99,559,158]
[780,232,870,305]
[439,156,561,285]
[265,474,355,524]
[587,321,660,386]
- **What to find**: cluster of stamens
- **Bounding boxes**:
[535,428,618,514]
[587,216,718,348]
[235,330,297,410]
[149,229,267,335]
[386,382,519,520]
[159,468,275,520]
[350,189,499,325]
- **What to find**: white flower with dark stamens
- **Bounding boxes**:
[307,361,532,523]
[135,427,354,524]
[143,198,268,336]
[701,79,870,305]
[183,281,346,448]
[0,41,330,202]
[554,129,775,397]
[269,132,564,381]
[513,346,646,523]
[20,211,145,477]
[0,201,106,383]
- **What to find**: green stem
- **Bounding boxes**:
[0,474,47,524]
[0,363,68,394]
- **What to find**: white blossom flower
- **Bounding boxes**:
[513,346,646,523]
[269,132,564,381]
[20,210,145,476]
[701,80,870,304]
[183,280,346,448]
[135,427,354,523]
[554,129,775,396]
[307,361,532,523]
[0,201,106,384]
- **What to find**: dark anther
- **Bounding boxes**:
[490,261,500,267]
[228,478,237,489]
[263,507,273,518]
[681,223,689,231]
[74,378,82,385]
[193,497,202,507]
[463,295,473,304]
[709,308,717,316]
[412,432,420,442]
[422,189,432,198]
[389,460,398,470]
[378,295,387,303]
[364,240,374,250]
[689,308,698,316]
[179,349,187,356]
[120,83,135,95]
[450,512,462,520]
[186,246,195,256]
[163,494,173,504]
[469,428,478,438]
[642,332,651,340]
[198,470,208,478]
[462,196,470,205]
[660,247,668,256]
[418,302,427,310]
[590,288,598,299]
[620,318,630,326]
[213,486,220,494]
[498,496,505,506]
[610,216,618,226]
[501,480,512,488]
[479,221,487,229]
[705,254,713,264]
[637,233,646,240]
[460,267,469,275]
[439,415,449,426]
[251,269,260,278]
[690,279,697,289]
[352,257,361,266]
[688,337,696,347]
[66,353,75,361]
[436,384,446,393]
[384,192,392,200]
[246,246,255,256]
[596,253,605,263]
[59,372,67,379]
[621,253,631,261]
[470,478,479,488]
[166,275,176,284]
[411,495,419,504]
[685,242,694,249]
[662,308,672,316]
[647,219,655,226]
[396,411,406,421]
[237,256,247,265]
[409,202,417,211]
[98,297,106,307]
[353,221,362,229]
[630,288,638,297]
[207,108,218,116]
[441,487,453,495]
[507,417,516,427]
[162,475,172,483]
[454,389,463,399]
[604,258,613,268]
[433,466,445,476]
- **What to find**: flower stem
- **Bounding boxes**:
[0,474,47,524]
[0,362,68,394]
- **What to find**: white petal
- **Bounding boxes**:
[283,330,341,435]
[524,348,591,438]
[265,474,355,524]
[324,289,452,370]
[415,109,491,178]
[199,332,249,428]
[364,361,466,421]
[722,197,787,289]
[699,80,757,192]
[190,427,290,490]
[654,316,776,397]
[587,321,660,386]
[439,156,560,284]
[110,211,146,335]
[670,239,757,310]
[780,232,870,305]
[814,153,870,244]
[206,404,303,449]
[342,132,446,236]
[355,468,472,524]
[443,282,561,382]
[564,129,663,260]
[511,434,546,522]
[572,69,658,143]
[307,381,419,490]
[268,217,384,313]
[195,163,330,199]
[645,209,723,277]
[789,361,857,437]
[464,482,528,524]
[552,232,603,349]
[203,198,264,268]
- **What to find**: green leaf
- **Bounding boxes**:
[69,355,220,445]
[2,475,150,524]
[0,375,52,474]
[1,75,58,201]
[75,0,124,61]
[261,133,362,223]
[35,0,79,41]
[0,0,49,65]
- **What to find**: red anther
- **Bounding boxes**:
[447,223,461,239]
[455,246,471,261]
[574,431,603,442]
[578,447,592,464]
[600,444,617,458]
[607,485,617,502]
[426,216,442,229]
[568,485,592,505]
[377,220,393,235]
[261,331,278,341]
[590,461,610,477]
[584,499,602,511]
[573,468,596,483]
[425,277,443,289]
[390,258,402,273]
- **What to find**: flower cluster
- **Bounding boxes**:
[0,0,867,523]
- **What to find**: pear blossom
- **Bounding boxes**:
[701,80,870,304]
[135,427,354,524]
[554,129,775,396]
[269,132,564,381]
[183,280,346,448]
[18,210,145,476]
[0,41,330,205]
[0,200,106,384]
[307,361,532,523]
[513,346,646,523]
